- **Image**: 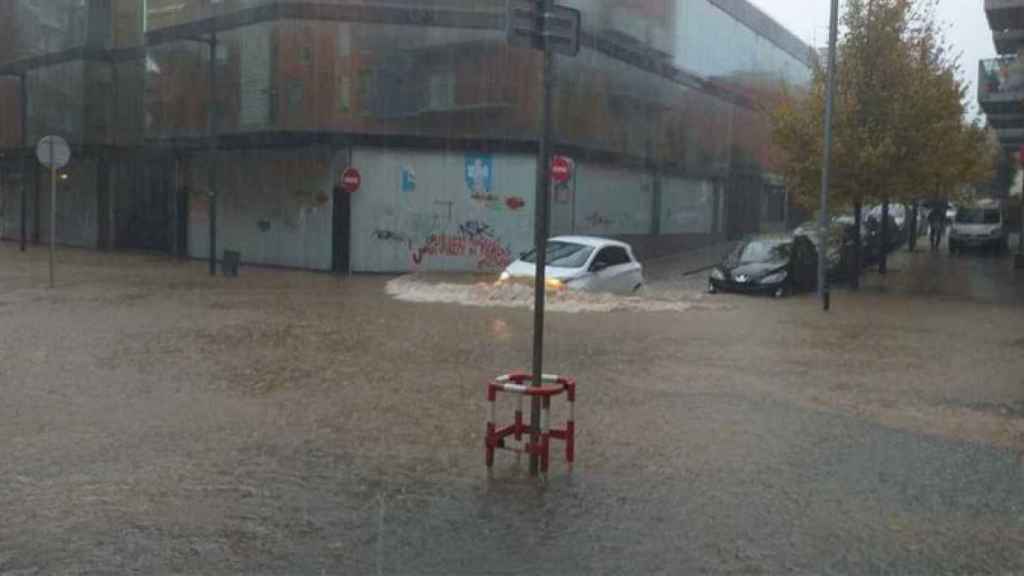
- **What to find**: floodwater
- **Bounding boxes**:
[1,243,1024,574]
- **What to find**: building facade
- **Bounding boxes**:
[981,1,1024,155]
[0,0,811,272]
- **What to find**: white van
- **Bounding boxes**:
[949,202,1007,253]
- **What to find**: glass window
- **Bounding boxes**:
[732,240,791,263]
[956,209,1002,224]
[522,242,595,268]
[594,246,631,267]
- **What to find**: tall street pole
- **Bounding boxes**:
[818,0,839,312]
[48,137,55,288]
[19,73,28,252]
[208,32,219,276]
[530,0,555,477]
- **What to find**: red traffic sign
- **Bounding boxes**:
[551,155,572,183]
[340,167,361,193]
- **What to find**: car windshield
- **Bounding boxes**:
[956,209,1001,224]
[733,240,791,263]
[521,241,594,268]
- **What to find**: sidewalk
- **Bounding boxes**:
[642,241,737,282]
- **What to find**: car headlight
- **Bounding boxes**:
[498,271,511,282]
[759,270,788,284]
[710,268,725,280]
[545,278,565,291]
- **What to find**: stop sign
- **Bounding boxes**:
[340,167,361,193]
[551,155,571,183]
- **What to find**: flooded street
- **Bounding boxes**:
[2,244,1024,574]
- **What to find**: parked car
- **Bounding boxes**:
[792,221,847,279]
[827,214,883,265]
[500,236,645,295]
[865,205,906,249]
[949,202,1007,253]
[708,234,819,298]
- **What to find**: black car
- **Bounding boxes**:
[708,235,819,298]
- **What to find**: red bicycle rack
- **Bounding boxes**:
[485,373,576,474]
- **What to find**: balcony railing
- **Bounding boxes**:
[979,57,1024,114]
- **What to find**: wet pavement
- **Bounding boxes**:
[1,243,1024,574]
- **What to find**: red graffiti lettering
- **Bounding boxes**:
[412,234,511,269]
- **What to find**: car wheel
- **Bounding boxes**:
[773,285,789,299]
[948,242,957,255]
[632,283,644,295]
[707,281,717,294]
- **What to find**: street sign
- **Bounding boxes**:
[36,135,71,289]
[340,167,361,193]
[36,135,70,169]
[551,155,571,183]
[507,0,582,57]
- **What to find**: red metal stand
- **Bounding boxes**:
[485,373,576,474]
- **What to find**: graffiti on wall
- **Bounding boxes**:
[457,219,493,240]
[374,228,413,250]
[411,219,512,270]
[584,211,615,229]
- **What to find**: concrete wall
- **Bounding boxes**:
[573,163,655,237]
[661,177,714,234]
[350,147,536,273]
[184,147,336,270]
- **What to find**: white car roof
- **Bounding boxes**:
[549,235,633,250]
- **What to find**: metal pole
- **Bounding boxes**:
[19,74,27,252]
[818,0,839,311]
[208,33,218,276]
[530,0,554,477]
[49,138,55,288]
[1019,194,1023,254]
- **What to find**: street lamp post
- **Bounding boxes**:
[818,0,839,311]
[529,0,555,477]
[208,32,219,276]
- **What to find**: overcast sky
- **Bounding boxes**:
[749,0,995,119]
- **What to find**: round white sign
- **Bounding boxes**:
[36,135,71,169]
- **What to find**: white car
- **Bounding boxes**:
[500,236,645,295]
[948,202,1007,253]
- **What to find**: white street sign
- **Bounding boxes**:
[36,135,70,288]
[36,135,71,169]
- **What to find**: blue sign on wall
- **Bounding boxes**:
[465,154,493,197]
[401,166,416,193]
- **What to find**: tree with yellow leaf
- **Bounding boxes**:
[770,0,995,281]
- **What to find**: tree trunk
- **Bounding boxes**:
[851,200,863,290]
[879,199,890,275]
[908,201,918,252]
